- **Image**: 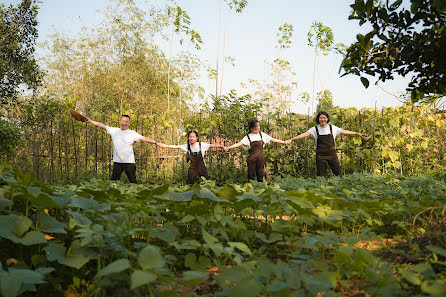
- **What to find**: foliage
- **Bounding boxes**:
[342,0,446,101]
[0,0,40,105]
[0,164,445,296]
[0,118,21,158]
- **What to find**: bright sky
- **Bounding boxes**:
[6,0,412,114]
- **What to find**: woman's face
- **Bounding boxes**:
[318,115,328,126]
[251,122,261,134]
[188,132,198,144]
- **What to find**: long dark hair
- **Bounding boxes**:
[248,119,259,133]
[186,131,200,161]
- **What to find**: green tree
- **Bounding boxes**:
[342,0,446,102]
[315,89,334,113]
[0,0,40,105]
[307,21,334,114]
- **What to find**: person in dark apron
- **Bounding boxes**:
[286,111,367,177]
[158,131,224,184]
[225,119,288,182]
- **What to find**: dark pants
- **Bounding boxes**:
[316,155,341,177]
[247,156,264,182]
[111,162,137,183]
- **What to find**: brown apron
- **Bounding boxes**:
[315,125,341,177]
[247,133,265,182]
[187,142,210,184]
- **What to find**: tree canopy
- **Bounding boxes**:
[342,0,446,102]
[0,0,40,105]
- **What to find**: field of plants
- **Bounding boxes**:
[1,163,445,297]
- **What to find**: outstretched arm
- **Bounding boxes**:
[209,143,224,149]
[288,131,311,143]
[270,138,287,145]
[86,118,106,130]
[341,130,367,137]
[224,142,244,152]
[140,136,158,144]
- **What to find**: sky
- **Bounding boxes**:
[5,0,412,114]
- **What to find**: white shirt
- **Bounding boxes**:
[241,132,273,148]
[168,142,211,158]
[307,125,343,145]
[105,126,143,163]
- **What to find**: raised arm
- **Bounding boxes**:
[86,118,106,130]
[341,130,367,137]
[288,131,311,142]
[224,142,244,152]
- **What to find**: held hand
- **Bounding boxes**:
[285,139,292,145]
[85,118,91,123]
[224,146,229,152]
[157,142,167,148]
[358,133,368,138]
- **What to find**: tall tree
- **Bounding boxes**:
[307,21,334,115]
[342,0,446,102]
[0,0,40,105]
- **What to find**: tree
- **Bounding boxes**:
[341,0,446,102]
[0,0,40,105]
[315,89,334,113]
[307,21,334,114]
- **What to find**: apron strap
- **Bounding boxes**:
[315,126,320,136]
[247,134,252,144]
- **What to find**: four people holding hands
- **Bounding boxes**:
[85,111,366,184]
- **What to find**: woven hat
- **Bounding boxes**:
[70,109,88,122]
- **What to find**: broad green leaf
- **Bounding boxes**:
[138,245,165,270]
[216,266,248,283]
[181,215,195,223]
[96,259,130,278]
[130,270,157,290]
[182,270,209,285]
[68,197,98,209]
[399,268,421,285]
[0,214,32,237]
[426,245,446,258]
[0,276,22,297]
[44,241,95,269]
[202,228,218,244]
[228,242,252,255]
[229,278,261,297]
[37,213,67,234]
[421,279,446,295]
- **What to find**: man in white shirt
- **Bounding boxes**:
[86,115,159,183]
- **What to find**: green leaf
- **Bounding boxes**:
[360,77,369,88]
[229,278,262,297]
[228,242,252,255]
[130,270,157,290]
[426,245,446,258]
[399,268,421,285]
[68,197,98,209]
[421,279,446,295]
[216,266,248,283]
[181,215,195,223]
[202,228,218,244]
[96,259,130,278]
[182,270,209,285]
[37,213,67,234]
[44,241,96,269]
[138,245,165,270]
[0,214,32,237]
[0,276,22,297]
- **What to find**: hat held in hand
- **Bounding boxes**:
[70,109,88,122]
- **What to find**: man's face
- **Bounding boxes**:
[119,116,130,130]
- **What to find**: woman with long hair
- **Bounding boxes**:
[158,131,224,184]
[225,119,288,182]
